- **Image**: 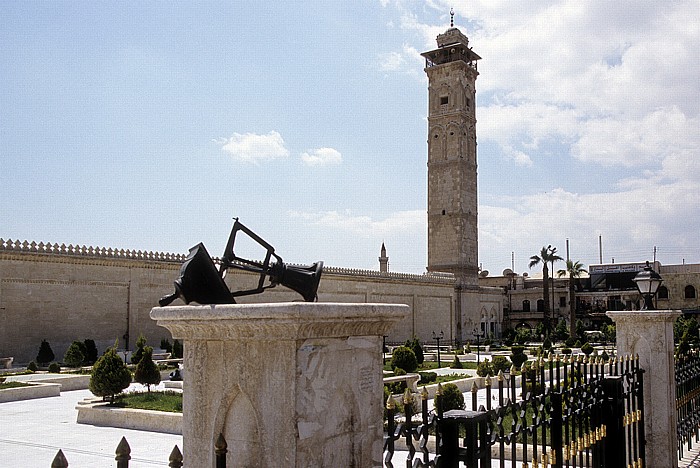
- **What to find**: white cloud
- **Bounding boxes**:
[289,209,424,237]
[377,44,424,76]
[300,147,343,167]
[572,107,699,168]
[217,131,289,164]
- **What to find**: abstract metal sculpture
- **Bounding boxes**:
[159,219,323,306]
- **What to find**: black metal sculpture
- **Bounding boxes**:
[159,219,323,306]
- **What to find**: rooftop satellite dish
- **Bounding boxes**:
[503,268,514,276]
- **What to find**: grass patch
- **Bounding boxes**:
[113,391,182,413]
[0,381,32,390]
[435,373,471,384]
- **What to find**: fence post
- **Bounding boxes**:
[50,450,68,468]
[603,376,625,468]
[550,392,563,468]
[168,445,183,468]
[115,436,130,468]
[436,409,489,468]
[215,433,227,468]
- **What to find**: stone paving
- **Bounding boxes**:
[0,383,182,467]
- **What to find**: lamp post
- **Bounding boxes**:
[632,261,663,310]
[473,327,485,364]
[382,335,387,366]
[432,330,444,368]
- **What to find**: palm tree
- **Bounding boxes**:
[557,260,587,338]
[529,245,563,336]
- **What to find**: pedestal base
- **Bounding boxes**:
[151,302,408,467]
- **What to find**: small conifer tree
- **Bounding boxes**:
[436,383,465,412]
[63,341,85,368]
[391,346,418,373]
[450,355,463,369]
[131,334,147,364]
[172,339,183,359]
[90,343,132,404]
[134,346,161,392]
[36,339,55,366]
[83,339,98,364]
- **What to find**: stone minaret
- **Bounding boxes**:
[379,243,389,273]
[421,14,481,343]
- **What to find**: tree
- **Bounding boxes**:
[404,337,424,365]
[134,346,161,392]
[36,339,55,366]
[529,245,563,336]
[83,339,98,365]
[437,383,465,412]
[391,346,418,373]
[63,341,85,368]
[90,344,132,404]
[131,334,147,364]
[557,260,587,338]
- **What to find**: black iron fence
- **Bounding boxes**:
[49,433,228,468]
[384,354,645,468]
[676,350,700,462]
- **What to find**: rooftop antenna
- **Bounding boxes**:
[450,8,454,27]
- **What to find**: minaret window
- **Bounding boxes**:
[440,96,449,105]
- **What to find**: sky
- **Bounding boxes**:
[1,1,698,276]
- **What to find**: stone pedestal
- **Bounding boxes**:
[151,302,408,468]
[607,310,681,468]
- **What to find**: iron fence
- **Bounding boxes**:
[384,353,645,468]
[49,433,228,468]
[676,350,700,461]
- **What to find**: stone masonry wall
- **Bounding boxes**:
[0,241,503,364]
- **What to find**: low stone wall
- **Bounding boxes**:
[0,382,61,403]
[76,399,182,435]
[34,374,91,391]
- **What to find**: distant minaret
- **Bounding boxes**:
[379,243,389,273]
[421,11,482,343]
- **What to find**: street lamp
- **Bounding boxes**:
[632,261,663,310]
[473,327,485,364]
[432,330,444,368]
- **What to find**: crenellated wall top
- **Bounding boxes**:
[0,237,456,284]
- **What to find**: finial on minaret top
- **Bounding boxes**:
[450,8,454,28]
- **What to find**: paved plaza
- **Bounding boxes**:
[2,373,700,467]
[0,383,182,468]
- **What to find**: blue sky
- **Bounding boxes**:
[1,1,698,276]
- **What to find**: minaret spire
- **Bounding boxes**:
[450,8,454,28]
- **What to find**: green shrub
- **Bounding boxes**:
[391,346,418,373]
[134,346,161,392]
[131,334,147,364]
[542,337,552,350]
[36,339,55,366]
[90,344,132,404]
[581,342,594,356]
[492,355,511,374]
[476,359,494,377]
[437,383,464,412]
[601,350,610,362]
[386,368,407,394]
[63,341,85,368]
[564,336,576,347]
[27,361,38,372]
[404,337,424,365]
[83,339,98,364]
[450,355,463,369]
[48,362,61,373]
[160,339,173,354]
[418,371,437,384]
[510,346,528,369]
[172,339,183,359]
[561,347,572,355]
